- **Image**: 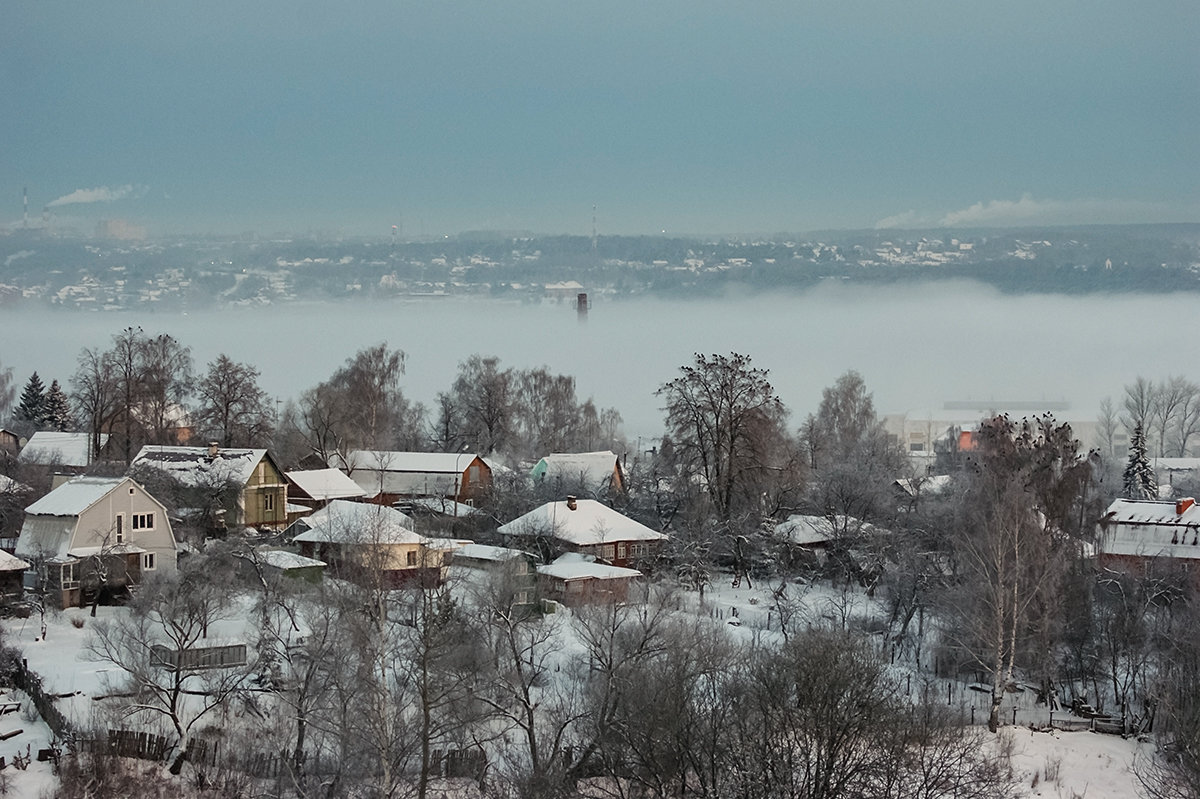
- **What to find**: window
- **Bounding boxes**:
[115,515,124,544]
[617,542,627,559]
[600,545,615,560]
[263,493,275,512]
[132,513,154,530]
[61,562,79,589]
[406,550,418,567]
[143,552,157,571]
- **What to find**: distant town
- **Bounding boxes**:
[1,223,1197,311]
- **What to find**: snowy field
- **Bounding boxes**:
[0,583,1157,797]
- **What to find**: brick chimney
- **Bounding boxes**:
[1176,497,1195,515]
[566,495,577,511]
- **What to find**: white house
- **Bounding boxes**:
[16,476,178,608]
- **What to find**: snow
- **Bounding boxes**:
[1099,497,1200,559]
[0,550,30,571]
[537,553,641,581]
[333,450,482,475]
[499,499,667,545]
[454,543,529,563]
[131,445,270,487]
[285,468,367,501]
[996,726,1149,799]
[290,499,422,544]
[22,475,125,517]
[249,549,325,570]
[403,497,482,517]
[18,432,105,467]
[531,451,619,489]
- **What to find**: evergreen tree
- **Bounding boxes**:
[43,379,75,431]
[15,372,47,428]
[1122,422,1158,500]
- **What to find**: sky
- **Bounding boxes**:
[4,1,1198,238]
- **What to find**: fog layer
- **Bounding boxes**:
[1,282,1184,440]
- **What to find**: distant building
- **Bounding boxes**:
[331,450,491,506]
[1097,497,1200,584]
[531,451,625,496]
[498,496,666,569]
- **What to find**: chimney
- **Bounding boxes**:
[1176,498,1195,516]
[566,495,577,511]
[208,441,219,459]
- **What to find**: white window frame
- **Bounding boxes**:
[61,561,79,590]
[132,513,154,531]
[115,514,125,544]
[143,552,157,571]
[263,493,275,512]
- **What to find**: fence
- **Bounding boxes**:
[10,658,71,738]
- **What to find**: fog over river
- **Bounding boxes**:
[1,282,1190,442]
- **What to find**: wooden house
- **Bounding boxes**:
[536,553,643,606]
[131,444,289,531]
[1097,497,1200,586]
[16,476,178,609]
[285,468,367,510]
[18,431,109,473]
[288,500,458,588]
[451,543,538,608]
[531,450,625,496]
[332,450,491,506]
[498,496,666,569]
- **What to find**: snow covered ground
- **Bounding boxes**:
[0,582,1159,798]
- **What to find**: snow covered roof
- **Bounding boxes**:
[893,474,952,497]
[1099,498,1200,561]
[1153,458,1200,473]
[253,549,326,570]
[537,553,641,581]
[775,514,882,546]
[402,497,481,517]
[532,451,620,490]
[331,450,484,498]
[453,543,530,564]
[498,499,666,545]
[334,450,482,475]
[0,549,30,571]
[132,445,272,487]
[286,468,367,501]
[0,474,32,495]
[290,500,423,545]
[24,476,127,517]
[19,432,106,467]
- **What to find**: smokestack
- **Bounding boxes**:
[566,495,577,511]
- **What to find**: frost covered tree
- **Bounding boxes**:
[1123,423,1158,500]
[43,379,74,431]
[14,371,46,429]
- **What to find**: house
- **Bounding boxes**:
[285,468,368,510]
[536,553,643,605]
[0,474,34,551]
[18,431,109,472]
[0,549,30,602]
[497,496,666,569]
[332,450,491,506]
[0,428,21,471]
[238,548,325,584]
[131,444,289,531]
[288,500,456,587]
[1152,458,1200,492]
[451,543,538,608]
[15,476,178,609]
[531,451,625,495]
[1097,497,1200,581]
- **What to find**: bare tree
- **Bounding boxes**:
[195,354,274,447]
[657,352,788,521]
[85,560,246,774]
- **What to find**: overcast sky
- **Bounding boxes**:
[4,1,1198,237]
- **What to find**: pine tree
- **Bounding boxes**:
[1122,422,1158,500]
[43,379,75,431]
[15,372,47,428]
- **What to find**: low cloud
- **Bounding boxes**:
[47,184,147,208]
[876,194,1197,229]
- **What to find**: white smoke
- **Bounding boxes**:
[47,184,147,207]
